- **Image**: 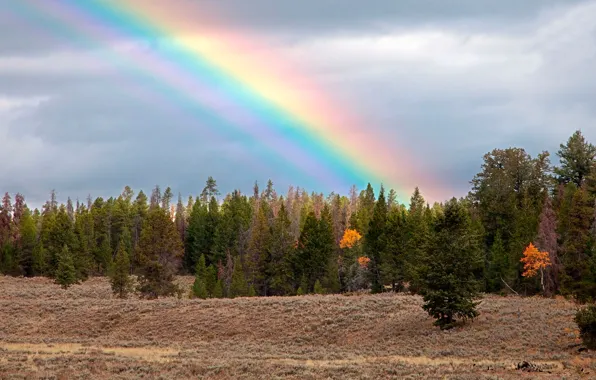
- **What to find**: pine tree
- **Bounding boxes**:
[555,130,596,187]
[352,183,375,235]
[212,279,224,298]
[110,239,133,298]
[0,193,14,274]
[318,205,336,289]
[136,206,184,299]
[314,279,324,294]
[323,255,341,294]
[381,205,407,291]
[91,198,112,274]
[150,185,161,209]
[404,187,431,292]
[17,207,37,277]
[246,201,270,295]
[47,206,79,276]
[201,176,220,202]
[131,191,148,271]
[560,187,594,300]
[74,205,93,280]
[55,245,77,289]
[419,199,483,329]
[364,185,387,293]
[267,203,295,296]
[486,231,511,292]
[161,187,173,211]
[192,254,208,299]
[206,264,217,296]
[229,258,248,298]
[174,194,186,242]
[211,191,251,266]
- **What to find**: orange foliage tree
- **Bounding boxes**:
[520,243,552,293]
[357,256,370,268]
[339,229,362,249]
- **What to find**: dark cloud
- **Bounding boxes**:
[1,0,595,205]
[199,0,585,33]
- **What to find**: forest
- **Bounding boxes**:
[1,130,595,311]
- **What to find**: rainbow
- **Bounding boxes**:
[9,0,445,202]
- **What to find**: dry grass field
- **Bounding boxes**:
[1,276,595,379]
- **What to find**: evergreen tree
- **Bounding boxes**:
[0,193,14,274]
[419,199,483,329]
[55,245,77,289]
[229,258,249,298]
[185,199,206,271]
[110,239,133,298]
[201,176,220,202]
[17,207,37,277]
[74,205,93,280]
[248,284,257,297]
[47,206,79,276]
[351,183,375,235]
[381,205,407,291]
[110,196,130,256]
[404,187,431,292]
[587,163,596,197]
[211,191,251,265]
[175,193,187,242]
[560,186,594,300]
[555,130,596,187]
[318,205,336,290]
[206,264,217,296]
[213,279,224,298]
[150,185,162,209]
[387,189,398,210]
[192,254,208,299]
[485,230,510,292]
[314,279,324,294]
[136,206,184,298]
[91,198,112,274]
[323,254,341,294]
[267,203,295,296]
[364,185,387,293]
[131,191,148,271]
[246,201,270,294]
[161,187,173,211]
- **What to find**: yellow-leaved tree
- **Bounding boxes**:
[520,243,552,294]
[339,229,362,249]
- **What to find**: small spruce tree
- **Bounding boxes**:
[110,241,133,298]
[212,279,224,298]
[248,284,256,297]
[419,199,483,329]
[229,259,248,298]
[55,245,77,289]
[314,280,324,294]
[205,264,217,297]
[192,254,209,299]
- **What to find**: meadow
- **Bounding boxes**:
[1,276,595,379]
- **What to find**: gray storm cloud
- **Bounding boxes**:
[1,0,595,207]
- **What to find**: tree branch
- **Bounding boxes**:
[500,277,519,296]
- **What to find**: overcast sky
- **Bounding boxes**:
[1,0,595,207]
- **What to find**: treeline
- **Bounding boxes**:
[1,130,595,302]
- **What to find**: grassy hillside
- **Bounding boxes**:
[1,276,595,379]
